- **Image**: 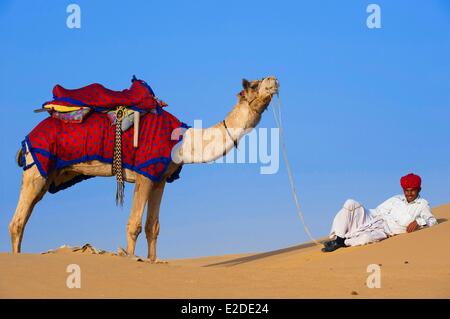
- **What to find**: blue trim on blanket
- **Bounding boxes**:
[31,147,54,159]
[20,139,34,170]
[56,155,113,169]
[141,80,156,97]
[51,97,87,107]
[180,122,190,129]
[22,122,191,191]
[136,157,170,169]
[24,135,49,178]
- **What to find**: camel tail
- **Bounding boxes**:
[16,147,24,167]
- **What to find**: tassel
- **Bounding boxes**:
[116,180,124,207]
[112,106,126,207]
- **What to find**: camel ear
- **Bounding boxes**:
[242,79,250,89]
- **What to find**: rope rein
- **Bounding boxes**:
[108,90,320,245]
[271,95,320,246]
[112,106,125,207]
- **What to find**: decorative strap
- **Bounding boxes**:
[112,106,125,206]
[222,120,238,157]
[223,120,238,149]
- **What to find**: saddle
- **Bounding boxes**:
[37,77,169,205]
[40,76,166,142]
[44,76,167,111]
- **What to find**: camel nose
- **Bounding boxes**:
[263,76,279,94]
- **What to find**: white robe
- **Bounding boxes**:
[329,196,438,247]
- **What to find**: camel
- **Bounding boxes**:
[10,76,279,263]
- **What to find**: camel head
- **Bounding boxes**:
[239,76,279,114]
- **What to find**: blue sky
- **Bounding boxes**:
[0,0,449,259]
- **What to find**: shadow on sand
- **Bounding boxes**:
[204,238,328,268]
[204,218,448,268]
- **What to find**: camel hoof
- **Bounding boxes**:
[117,246,130,257]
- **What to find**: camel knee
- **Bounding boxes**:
[9,219,24,237]
[127,223,142,240]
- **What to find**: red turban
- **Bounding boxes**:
[400,173,421,189]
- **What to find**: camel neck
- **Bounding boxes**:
[223,100,261,132]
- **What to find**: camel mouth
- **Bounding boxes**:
[260,76,279,96]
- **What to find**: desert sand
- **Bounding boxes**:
[1,203,449,299]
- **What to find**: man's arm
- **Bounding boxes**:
[407,220,419,233]
[374,196,396,216]
[416,201,438,227]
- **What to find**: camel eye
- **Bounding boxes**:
[250,82,259,89]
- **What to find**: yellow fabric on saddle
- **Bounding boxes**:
[44,104,85,113]
[44,103,130,113]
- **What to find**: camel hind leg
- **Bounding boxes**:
[9,165,49,253]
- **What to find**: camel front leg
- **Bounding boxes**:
[145,181,166,263]
[10,165,48,253]
[126,174,153,256]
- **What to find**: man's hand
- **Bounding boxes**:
[407,220,419,233]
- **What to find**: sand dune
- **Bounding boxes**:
[1,204,449,298]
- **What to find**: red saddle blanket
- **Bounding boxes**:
[22,111,188,193]
[45,78,167,111]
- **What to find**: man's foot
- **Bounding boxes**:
[323,236,345,248]
[321,239,347,253]
[323,240,334,248]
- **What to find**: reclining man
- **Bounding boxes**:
[322,173,438,252]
